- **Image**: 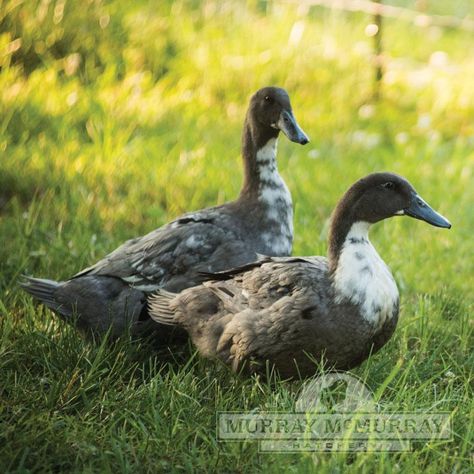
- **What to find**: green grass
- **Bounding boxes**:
[1,0,473,472]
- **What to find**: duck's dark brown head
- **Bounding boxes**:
[339,172,451,227]
[328,172,451,267]
[247,87,309,145]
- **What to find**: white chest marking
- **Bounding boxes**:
[333,222,399,330]
[255,139,293,255]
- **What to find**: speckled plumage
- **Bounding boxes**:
[149,173,451,377]
[21,87,309,338]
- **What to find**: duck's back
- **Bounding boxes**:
[74,201,284,293]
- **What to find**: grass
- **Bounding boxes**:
[1,0,473,472]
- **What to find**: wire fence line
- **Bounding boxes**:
[278,0,474,32]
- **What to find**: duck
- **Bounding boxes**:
[21,87,309,339]
[149,172,451,378]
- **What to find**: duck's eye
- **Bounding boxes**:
[382,181,395,190]
[264,95,274,104]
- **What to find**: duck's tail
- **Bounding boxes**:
[20,275,152,338]
[20,277,72,319]
[148,289,178,326]
[20,277,71,318]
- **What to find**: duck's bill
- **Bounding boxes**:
[277,110,309,145]
[403,193,451,229]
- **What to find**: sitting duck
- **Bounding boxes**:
[149,172,451,377]
[21,87,309,338]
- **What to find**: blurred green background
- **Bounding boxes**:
[1,1,473,472]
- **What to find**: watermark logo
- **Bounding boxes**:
[296,372,375,413]
[218,372,451,452]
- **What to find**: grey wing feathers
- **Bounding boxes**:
[148,256,331,374]
[150,257,329,326]
[72,209,249,290]
[198,256,274,281]
[198,255,324,282]
[213,258,329,370]
[237,257,329,298]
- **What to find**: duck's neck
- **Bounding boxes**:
[238,114,293,256]
[239,114,280,198]
[329,219,399,329]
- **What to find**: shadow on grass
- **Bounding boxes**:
[0,170,46,214]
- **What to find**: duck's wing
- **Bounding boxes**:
[245,256,328,304]
[74,210,251,292]
[198,255,321,281]
[209,257,332,373]
[149,256,331,371]
[150,256,329,322]
[196,256,329,308]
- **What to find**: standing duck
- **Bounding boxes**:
[149,172,451,377]
[21,87,309,338]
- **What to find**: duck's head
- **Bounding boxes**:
[248,87,309,145]
[328,172,451,268]
[337,172,452,228]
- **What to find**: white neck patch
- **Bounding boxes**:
[255,138,293,256]
[256,137,278,164]
[333,221,399,330]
